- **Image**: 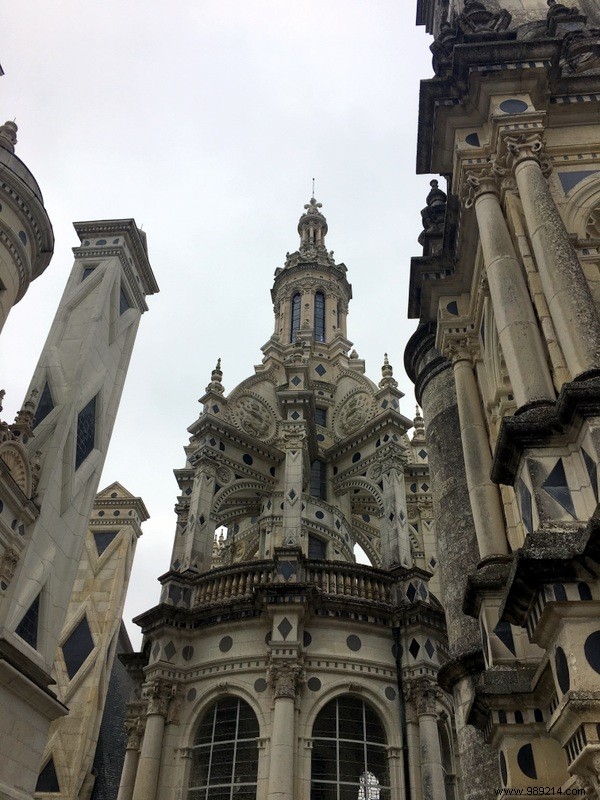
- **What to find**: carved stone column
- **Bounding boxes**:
[131,679,177,800]
[448,338,509,561]
[379,444,412,569]
[267,659,305,800]
[464,168,555,408]
[410,680,446,800]
[507,132,600,377]
[183,455,218,572]
[116,714,144,800]
[281,428,306,549]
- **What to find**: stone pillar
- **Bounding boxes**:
[507,132,600,378]
[404,325,499,800]
[448,339,509,561]
[131,680,174,800]
[117,716,143,800]
[281,428,306,549]
[464,169,555,409]
[379,445,412,569]
[183,457,218,572]
[413,682,446,800]
[267,660,304,800]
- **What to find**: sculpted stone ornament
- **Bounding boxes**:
[463,167,501,209]
[0,548,19,588]
[503,133,552,177]
[145,678,177,718]
[561,28,600,75]
[268,659,306,700]
[456,0,511,36]
[233,394,275,439]
[125,714,145,749]
[335,392,371,436]
[446,337,479,365]
[406,678,443,716]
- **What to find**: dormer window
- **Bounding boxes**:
[291,293,301,342]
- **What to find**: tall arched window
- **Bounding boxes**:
[311,696,390,799]
[188,697,259,799]
[291,293,301,342]
[314,292,325,342]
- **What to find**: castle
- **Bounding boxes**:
[2,0,600,798]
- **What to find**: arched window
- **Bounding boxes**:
[188,697,259,799]
[311,696,390,799]
[291,293,301,342]
[315,292,325,342]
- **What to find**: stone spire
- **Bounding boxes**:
[379,353,399,389]
[297,197,328,248]
[204,358,224,396]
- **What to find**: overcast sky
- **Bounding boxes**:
[1,0,435,646]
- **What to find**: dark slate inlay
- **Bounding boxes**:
[15,594,40,650]
[278,617,293,640]
[554,583,567,601]
[291,411,300,420]
[243,454,253,465]
[424,639,435,659]
[418,449,427,460]
[518,478,534,535]
[152,641,160,658]
[446,300,459,315]
[555,646,570,693]
[62,616,94,679]
[307,676,322,692]
[584,630,600,674]
[582,448,599,503]
[315,510,324,520]
[516,743,537,780]
[303,631,312,647]
[34,381,54,428]
[493,620,516,656]
[164,640,176,661]
[291,375,301,386]
[280,561,296,581]
[265,632,272,645]
[36,758,60,793]
[558,170,599,194]
[406,583,417,603]
[579,582,593,601]
[385,686,397,701]
[392,643,403,660]
[182,645,194,661]
[119,286,131,315]
[187,688,197,702]
[499,98,528,114]
[75,395,97,469]
[499,751,508,787]
[542,458,576,518]
[315,364,327,376]
[93,531,118,556]
[346,635,361,652]
[254,678,267,693]
[465,132,480,147]
[409,639,420,659]
[219,635,233,653]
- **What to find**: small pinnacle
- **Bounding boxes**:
[0,389,5,413]
[0,121,18,154]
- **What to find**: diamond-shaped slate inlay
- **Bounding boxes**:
[152,641,161,658]
[406,583,417,602]
[212,404,220,414]
[280,561,296,581]
[543,458,576,518]
[278,617,293,640]
[418,449,427,459]
[291,376,301,386]
[419,583,427,600]
[315,364,327,377]
[164,641,176,661]
[421,483,429,492]
[288,489,296,501]
[291,411,300,420]
[493,620,516,656]
[518,479,533,535]
[335,519,341,529]
[424,639,435,659]
[583,449,598,503]
[409,638,421,659]
[199,515,205,526]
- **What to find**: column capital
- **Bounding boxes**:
[445,336,479,366]
[502,132,552,177]
[463,167,501,209]
[125,713,145,750]
[268,658,305,700]
[144,678,179,718]
[405,678,443,715]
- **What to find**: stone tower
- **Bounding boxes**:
[407,0,600,795]
[0,221,158,799]
[120,201,457,800]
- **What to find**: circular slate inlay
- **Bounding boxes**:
[219,635,233,653]
[315,510,324,520]
[254,678,267,693]
[307,677,322,692]
[182,645,194,662]
[346,635,361,652]
[187,688,197,702]
[584,630,600,674]
[303,631,312,647]
[499,98,528,114]
[517,743,537,780]
[265,632,272,645]
[465,132,480,147]
[385,686,397,701]
[391,643,403,660]
[555,646,570,694]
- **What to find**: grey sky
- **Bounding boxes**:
[1,0,434,645]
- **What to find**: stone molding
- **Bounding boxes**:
[267,658,305,700]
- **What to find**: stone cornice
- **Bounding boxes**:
[437,648,486,695]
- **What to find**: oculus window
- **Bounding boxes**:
[188,696,259,799]
[311,696,390,799]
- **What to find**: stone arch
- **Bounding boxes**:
[334,477,384,512]
[0,441,32,496]
[352,527,381,568]
[560,172,600,237]
[181,683,266,749]
[213,480,273,516]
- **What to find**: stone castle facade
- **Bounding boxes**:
[3,0,600,798]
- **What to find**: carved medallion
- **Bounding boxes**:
[335,391,371,437]
[231,394,276,440]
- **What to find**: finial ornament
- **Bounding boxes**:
[0,121,17,154]
[379,353,398,389]
[203,358,224,396]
